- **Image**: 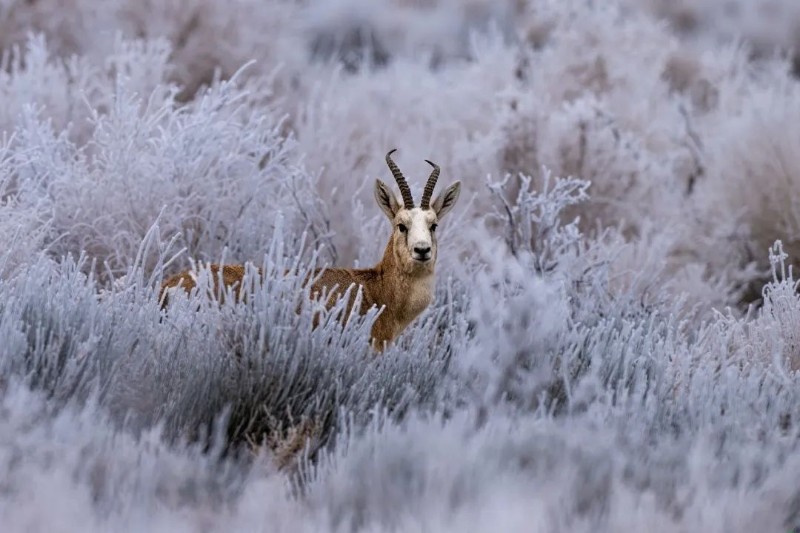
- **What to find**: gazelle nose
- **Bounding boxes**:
[414,246,431,258]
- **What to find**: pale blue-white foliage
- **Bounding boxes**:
[2,1,800,531]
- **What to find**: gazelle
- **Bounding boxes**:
[160,149,461,350]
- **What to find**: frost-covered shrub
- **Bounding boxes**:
[0,135,49,277]
[692,80,800,288]
[0,34,172,144]
[0,383,258,532]
[305,409,800,533]
[0,219,462,465]
[0,0,118,59]
[303,0,520,70]
[3,0,800,530]
[0,0,304,103]
[497,96,686,234]
[462,167,791,435]
[0,35,332,282]
[463,171,675,417]
[114,0,305,101]
[489,1,784,309]
[0,0,522,109]
[495,2,696,237]
[706,242,800,374]
[640,0,800,66]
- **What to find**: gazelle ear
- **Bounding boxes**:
[431,181,461,220]
[374,179,401,220]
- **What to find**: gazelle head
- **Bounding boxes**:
[374,149,461,275]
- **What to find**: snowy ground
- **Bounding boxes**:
[2,0,800,531]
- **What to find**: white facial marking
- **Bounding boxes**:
[405,208,435,263]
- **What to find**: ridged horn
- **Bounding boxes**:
[420,159,440,209]
[385,149,415,210]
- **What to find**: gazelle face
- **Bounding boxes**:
[393,207,439,272]
[374,170,461,275]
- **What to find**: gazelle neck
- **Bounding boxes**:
[374,235,435,324]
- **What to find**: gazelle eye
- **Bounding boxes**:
[430,223,438,232]
[398,223,407,233]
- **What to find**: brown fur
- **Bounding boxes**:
[307,236,434,349]
[159,238,434,351]
[160,264,250,306]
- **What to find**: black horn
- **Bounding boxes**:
[385,149,415,209]
[420,159,440,209]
